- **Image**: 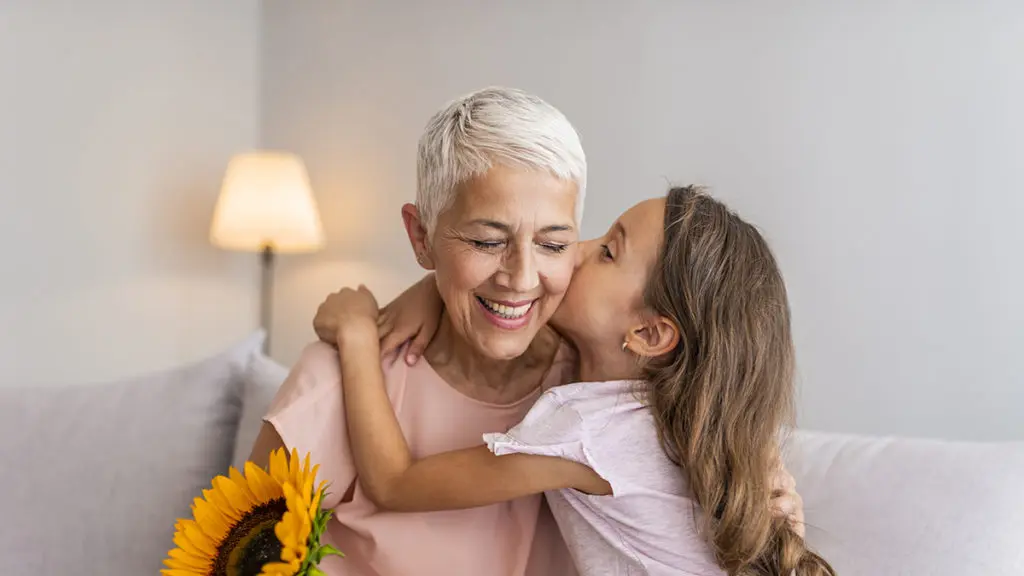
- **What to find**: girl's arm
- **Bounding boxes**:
[333,287,610,512]
[314,273,444,364]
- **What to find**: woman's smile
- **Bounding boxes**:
[475,295,537,329]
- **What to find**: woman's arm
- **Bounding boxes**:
[333,287,610,512]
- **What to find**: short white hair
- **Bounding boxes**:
[416,87,587,236]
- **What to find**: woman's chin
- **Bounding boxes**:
[470,332,536,361]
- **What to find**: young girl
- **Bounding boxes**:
[329,187,834,575]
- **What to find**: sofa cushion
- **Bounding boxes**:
[0,331,263,576]
[786,430,1024,575]
[231,350,289,470]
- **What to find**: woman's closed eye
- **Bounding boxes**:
[541,242,569,254]
[468,239,569,254]
[469,239,505,251]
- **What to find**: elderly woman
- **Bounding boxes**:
[253,87,802,576]
[251,87,586,576]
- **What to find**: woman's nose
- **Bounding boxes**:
[497,246,538,293]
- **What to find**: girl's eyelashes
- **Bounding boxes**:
[601,244,614,261]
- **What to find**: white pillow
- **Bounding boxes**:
[231,351,290,471]
[0,331,263,576]
[786,431,1024,575]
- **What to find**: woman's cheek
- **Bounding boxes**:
[444,251,501,289]
[540,266,573,297]
[541,253,577,295]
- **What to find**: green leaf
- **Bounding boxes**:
[307,542,345,565]
[319,544,344,559]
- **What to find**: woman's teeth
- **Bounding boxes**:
[478,296,532,319]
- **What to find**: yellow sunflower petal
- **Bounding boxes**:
[167,546,211,565]
[214,474,257,517]
[163,556,209,572]
[275,514,300,550]
[243,461,271,502]
[246,461,284,502]
[300,463,317,510]
[182,521,219,558]
[309,486,324,519]
[301,451,312,485]
[172,521,215,561]
[269,448,291,486]
[285,484,311,533]
[287,448,301,486]
[203,485,242,523]
[308,464,321,494]
[229,466,258,503]
[192,497,232,543]
[281,546,298,563]
[170,533,205,562]
[166,547,211,571]
[161,570,204,576]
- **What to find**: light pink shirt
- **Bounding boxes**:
[485,380,726,576]
[264,342,578,576]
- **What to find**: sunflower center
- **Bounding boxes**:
[214,497,288,576]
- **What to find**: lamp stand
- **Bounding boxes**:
[260,245,275,355]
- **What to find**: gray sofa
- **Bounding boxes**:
[2,332,1021,575]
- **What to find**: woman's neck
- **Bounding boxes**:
[424,313,560,404]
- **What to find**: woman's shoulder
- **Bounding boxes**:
[279,341,415,400]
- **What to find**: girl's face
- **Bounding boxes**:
[551,197,666,354]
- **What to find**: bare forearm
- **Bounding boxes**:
[378,449,575,512]
[337,323,413,504]
[334,318,611,513]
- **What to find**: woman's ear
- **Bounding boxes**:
[624,314,680,358]
[401,203,436,270]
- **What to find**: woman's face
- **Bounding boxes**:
[422,164,579,360]
[551,197,666,352]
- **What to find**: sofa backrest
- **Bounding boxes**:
[0,331,266,576]
[786,430,1024,575]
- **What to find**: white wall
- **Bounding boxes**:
[0,1,262,386]
[261,1,1024,441]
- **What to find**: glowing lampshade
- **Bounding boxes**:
[210,151,324,253]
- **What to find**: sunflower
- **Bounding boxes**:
[163,448,342,576]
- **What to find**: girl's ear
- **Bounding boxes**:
[624,314,680,358]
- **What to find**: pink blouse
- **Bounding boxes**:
[264,341,578,576]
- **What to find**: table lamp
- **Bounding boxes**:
[210,151,325,353]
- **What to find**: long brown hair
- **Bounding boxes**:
[642,187,834,575]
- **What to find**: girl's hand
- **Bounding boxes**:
[315,285,380,346]
[376,273,443,365]
[313,274,444,365]
[770,465,806,539]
